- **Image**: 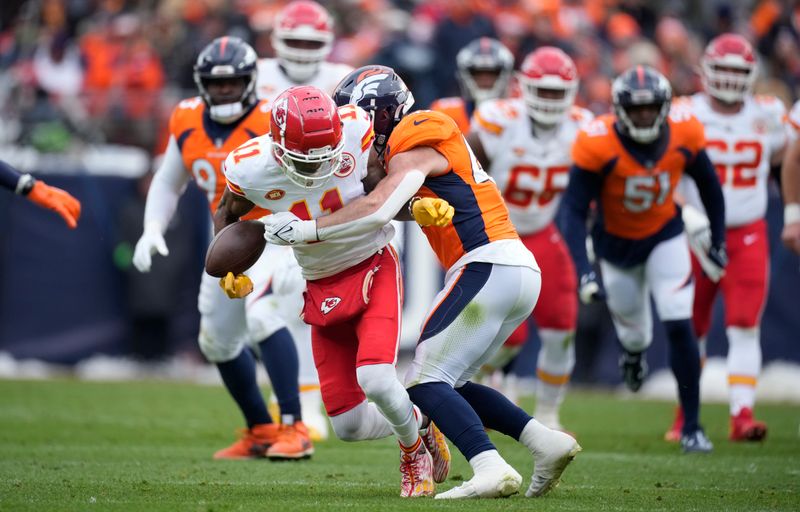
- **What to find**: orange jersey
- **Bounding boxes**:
[430,97,472,135]
[385,110,519,269]
[168,97,270,219]
[572,110,706,240]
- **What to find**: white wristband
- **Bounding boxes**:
[785,203,800,225]
[15,173,35,195]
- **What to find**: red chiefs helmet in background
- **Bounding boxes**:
[271,0,334,82]
[270,86,344,189]
[518,47,579,126]
[701,33,757,104]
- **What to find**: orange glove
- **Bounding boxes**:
[27,180,82,229]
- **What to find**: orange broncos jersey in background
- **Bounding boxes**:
[429,97,472,135]
[168,97,270,220]
[385,110,518,269]
[571,109,706,240]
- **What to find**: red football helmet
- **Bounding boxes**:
[702,33,757,104]
[518,47,579,125]
[272,0,334,82]
[270,86,344,189]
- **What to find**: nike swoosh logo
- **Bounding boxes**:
[413,118,429,126]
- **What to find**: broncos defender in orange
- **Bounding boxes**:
[131,37,311,460]
[263,65,581,500]
[2,160,81,228]
[562,65,727,453]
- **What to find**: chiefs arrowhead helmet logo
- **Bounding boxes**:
[320,297,342,315]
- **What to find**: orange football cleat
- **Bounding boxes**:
[729,408,767,442]
[664,406,684,443]
[421,422,450,484]
[266,422,314,460]
[213,423,280,460]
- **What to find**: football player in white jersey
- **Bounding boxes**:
[255,0,354,439]
[131,37,313,460]
[781,100,800,254]
[256,0,352,104]
[466,47,592,432]
[216,86,453,498]
[670,33,787,442]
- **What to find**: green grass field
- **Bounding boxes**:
[0,380,798,511]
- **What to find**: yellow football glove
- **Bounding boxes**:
[219,272,254,299]
[411,197,455,227]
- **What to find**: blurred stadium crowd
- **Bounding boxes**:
[2,0,800,153]
[1,0,799,385]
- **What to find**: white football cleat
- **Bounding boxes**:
[525,428,581,497]
[435,464,521,500]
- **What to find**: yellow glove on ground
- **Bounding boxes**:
[219,272,254,299]
[411,197,455,227]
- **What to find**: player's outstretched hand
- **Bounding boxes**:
[27,180,81,229]
[579,271,606,305]
[700,243,728,282]
[133,222,169,273]
[263,212,317,245]
[219,271,254,299]
[682,204,711,255]
[782,221,800,255]
[411,197,455,227]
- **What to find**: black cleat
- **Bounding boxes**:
[680,428,713,454]
[619,351,648,392]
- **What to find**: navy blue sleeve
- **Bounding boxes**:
[0,160,22,192]
[684,149,726,247]
[562,165,602,277]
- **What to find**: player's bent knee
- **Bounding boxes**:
[356,364,399,404]
[330,410,365,441]
[198,325,248,363]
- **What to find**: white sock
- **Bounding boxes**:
[535,329,575,419]
[356,364,420,448]
[727,326,761,415]
[519,418,551,453]
[469,449,508,474]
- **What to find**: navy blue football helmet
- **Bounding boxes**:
[333,65,414,155]
[193,36,258,123]
[612,65,672,143]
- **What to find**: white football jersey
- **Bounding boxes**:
[223,105,392,280]
[472,98,593,235]
[680,93,787,227]
[256,59,353,105]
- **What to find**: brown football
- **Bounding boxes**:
[205,220,267,278]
